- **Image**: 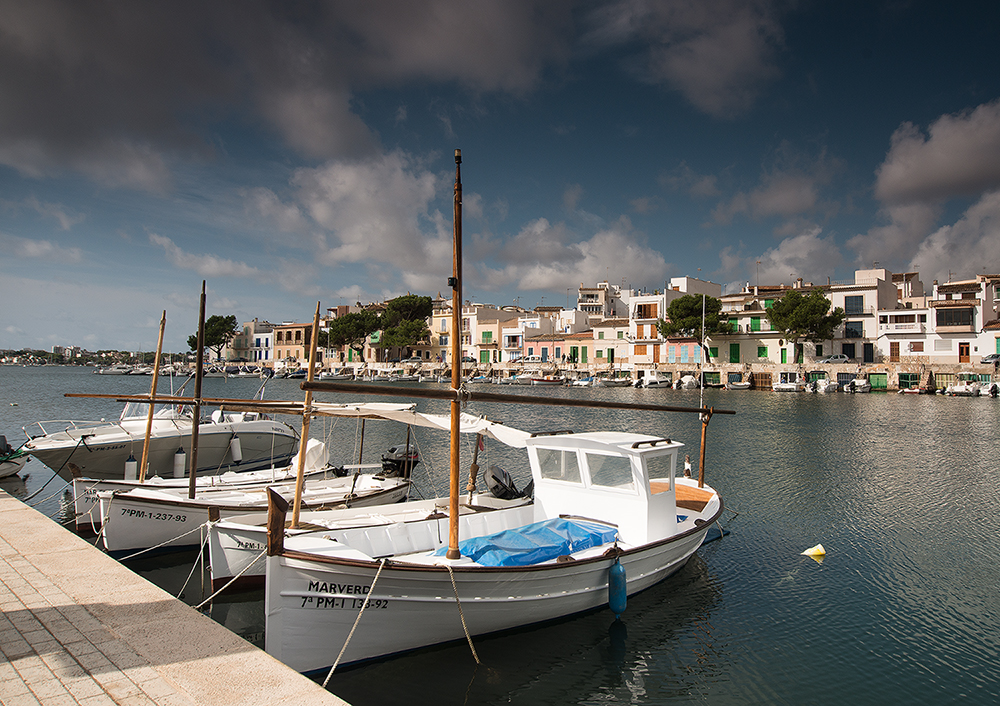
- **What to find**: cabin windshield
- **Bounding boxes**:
[585,453,635,493]
[120,402,188,420]
[536,448,581,484]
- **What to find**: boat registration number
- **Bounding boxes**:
[119,508,188,523]
[300,595,389,610]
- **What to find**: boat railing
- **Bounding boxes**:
[23,419,117,438]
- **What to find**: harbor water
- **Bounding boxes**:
[3,365,999,705]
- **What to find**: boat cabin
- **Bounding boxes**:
[526,431,682,546]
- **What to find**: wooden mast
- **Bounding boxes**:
[188,282,206,499]
[291,302,321,529]
[447,148,462,560]
[138,310,166,483]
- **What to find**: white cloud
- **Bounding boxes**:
[149,233,262,278]
[847,202,941,271]
[24,196,85,230]
[907,191,1000,282]
[290,151,442,268]
[875,100,1000,204]
[0,232,82,262]
[748,227,844,285]
[475,216,669,292]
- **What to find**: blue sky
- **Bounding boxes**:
[3,0,1000,352]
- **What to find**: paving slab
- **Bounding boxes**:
[0,490,349,706]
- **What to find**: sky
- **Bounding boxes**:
[3,0,1000,353]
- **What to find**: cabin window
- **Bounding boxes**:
[536,448,581,484]
[586,454,635,492]
[646,453,676,493]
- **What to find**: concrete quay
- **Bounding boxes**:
[0,490,348,706]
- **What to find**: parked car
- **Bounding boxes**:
[817,354,851,364]
[982,353,1000,364]
[461,356,476,363]
[401,356,424,363]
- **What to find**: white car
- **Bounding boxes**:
[817,354,851,364]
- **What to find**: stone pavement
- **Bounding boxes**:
[0,490,348,706]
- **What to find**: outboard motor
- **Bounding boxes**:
[380,443,420,477]
[486,465,532,500]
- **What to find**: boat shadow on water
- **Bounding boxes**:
[323,551,724,706]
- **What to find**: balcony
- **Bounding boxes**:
[879,323,926,333]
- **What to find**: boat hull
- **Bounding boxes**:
[100,475,410,557]
[265,521,713,673]
[24,418,298,482]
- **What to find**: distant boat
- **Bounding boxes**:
[772,371,805,392]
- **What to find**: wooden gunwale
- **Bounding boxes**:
[275,495,723,573]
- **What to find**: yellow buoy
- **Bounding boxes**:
[801,544,826,557]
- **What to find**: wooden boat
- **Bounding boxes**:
[262,151,733,675]
[97,435,413,558]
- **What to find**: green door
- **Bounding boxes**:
[729,343,740,363]
[781,348,787,364]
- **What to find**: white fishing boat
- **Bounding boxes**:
[262,151,730,676]
[531,375,565,386]
[635,371,672,388]
[772,371,805,392]
[264,429,722,673]
[97,437,413,558]
[22,401,299,482]
[71,461,341,532]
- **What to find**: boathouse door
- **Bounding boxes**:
[959,342,970,363]
[863,343,874,363]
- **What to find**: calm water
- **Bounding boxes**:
[3,366,1000,705]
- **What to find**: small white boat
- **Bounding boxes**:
[571,376,593,387]
[94,363,133,375]
[772,371,805,392]
[593,375,632,387]
[946,373,982,396]
[673,374,698,389]
[530,376,565,386]
[636,371,672,388]
[845,376,871,393]
[725,377,752,390]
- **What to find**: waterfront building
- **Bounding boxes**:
[591,318,631,369]
[577,281,632,324]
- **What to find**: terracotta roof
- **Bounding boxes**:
[984,319,1000,331]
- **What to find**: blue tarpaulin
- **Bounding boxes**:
[435,518,619,567]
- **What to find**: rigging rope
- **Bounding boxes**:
[447,563,481,665]
[322,558,388,686]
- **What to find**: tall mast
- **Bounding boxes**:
[447,149,462,560]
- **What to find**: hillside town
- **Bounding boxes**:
[11,266,1000,393]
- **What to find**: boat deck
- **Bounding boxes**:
[0,489,347,706]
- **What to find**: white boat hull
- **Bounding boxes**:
[265,519,712,673]
[100,474,410,557]
[0,454,27,479]
[24,416,298,481]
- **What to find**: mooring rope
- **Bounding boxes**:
[117,521,209,562]
[176,522,214,599]
[194,547,268,610]
[447,563,481,665]
[322,558,388,687]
